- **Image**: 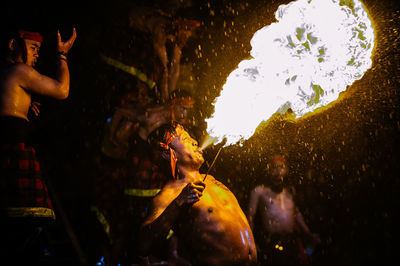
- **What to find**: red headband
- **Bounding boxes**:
[159,131,178,181]
[18,30,43,43]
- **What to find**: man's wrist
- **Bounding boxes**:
[57,51,68,57]
[57,51,68,61]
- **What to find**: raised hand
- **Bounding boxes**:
[30,101,41,116]
[176,180,206,206]
[57,28,77,54]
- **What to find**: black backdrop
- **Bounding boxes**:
[1,0,399,265]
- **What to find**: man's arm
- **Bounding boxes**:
[19,28,77,99]
[295,209,321,244]
[137,104,169,140]
[139,180,205,256]
[108,107,141,144]
[247,186,262,231]
[168,234,191,266]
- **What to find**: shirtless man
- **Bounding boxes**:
[98,91,195,264]
[0,28,77,120]
[139,122,257,265]
[247,155,320,265]
[0,27,76,263]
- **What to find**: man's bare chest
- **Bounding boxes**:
[261,192,295,216]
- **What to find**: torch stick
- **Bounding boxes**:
[203,138,227,181]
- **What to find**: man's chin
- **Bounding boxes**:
[195,157,205,169]
[199,154,205,163]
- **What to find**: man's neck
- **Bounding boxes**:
[269,181,284,194]
[176,166,202,182]
[5,57,16,65]
[6,53,24,65]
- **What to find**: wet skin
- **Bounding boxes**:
[0,30,77,121]
[250,186,296,234]
[153,175,257,265]
[0,39,42,120]
[141,127,257,265]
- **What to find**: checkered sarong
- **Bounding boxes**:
[0,143,55,219]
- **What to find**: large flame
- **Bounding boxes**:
[205,0,375,146]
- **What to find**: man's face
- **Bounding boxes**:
[172,104,193,124]
[170,126,204,169]
[24,39,41,67]
[270,160,288,184]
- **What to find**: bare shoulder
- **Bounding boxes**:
[9,63,34,75]
[1,63,24,78]
[5,63,37,83]
[205,175,231,192]
[251,185,266,193]
[251,185,271,196]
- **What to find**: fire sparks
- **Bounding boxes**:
[205,0,375,146]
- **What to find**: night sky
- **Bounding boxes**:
[1,0,400,265]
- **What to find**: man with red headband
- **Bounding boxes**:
[247,155,320,266]
[139,122,257,265]
[95,88,196,264]
[0,27,77,263]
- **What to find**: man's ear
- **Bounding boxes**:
[8,39,17,51]
[161,149,170,161]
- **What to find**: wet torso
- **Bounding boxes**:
[0,64,31,121]
[161,175,257,265]
[257,186,296,235]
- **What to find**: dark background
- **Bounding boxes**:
[1,0,399,265]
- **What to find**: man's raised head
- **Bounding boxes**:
[147,121,183,150]
[148,121,203,179]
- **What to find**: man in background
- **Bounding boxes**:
[247,155,320,266]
